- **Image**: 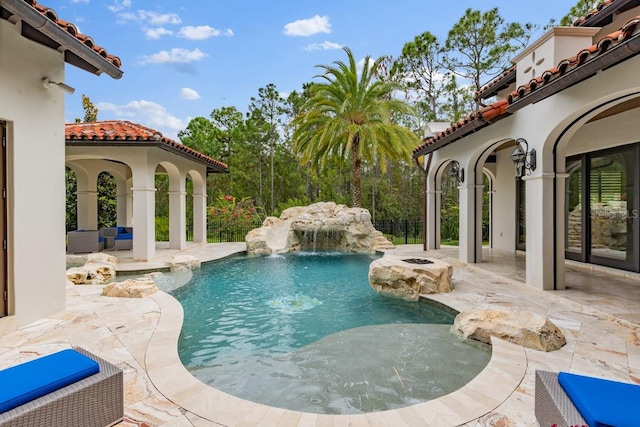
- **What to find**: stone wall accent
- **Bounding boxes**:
[452,309,566,352]
[246,202,393,255]
[368,256,453,301]
[102,275,158,298]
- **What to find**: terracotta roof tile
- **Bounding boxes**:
[66,121,228,173]
[573,0,619,26]
[508,15,640,106]
[19,0,122,70]
[475,65,517,100]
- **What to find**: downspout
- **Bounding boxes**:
[415,153,433,251]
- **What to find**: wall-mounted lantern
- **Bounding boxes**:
[511,138,536,178]
[449,160,464,184]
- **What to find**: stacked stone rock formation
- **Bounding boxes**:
[246,202,393,255]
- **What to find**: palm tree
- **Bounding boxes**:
[291,47,422,207]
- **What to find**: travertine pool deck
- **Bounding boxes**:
[1,243,639,426]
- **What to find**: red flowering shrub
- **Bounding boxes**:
[209,195,264,240]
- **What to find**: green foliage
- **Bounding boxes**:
[560,0,602,25]
[209,195,265,236]
[442,8,533,95]
[155,216,170,242]
[97,172,117,228]
[65,167,77,231]
[291,47,422,208]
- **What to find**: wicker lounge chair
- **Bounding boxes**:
[535,370,587,427]
[0,347,124,427]
[67,230,104,254]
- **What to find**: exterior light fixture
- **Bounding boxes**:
[42,78,76,95]
[511,138,536,178]
[449,160,464,184]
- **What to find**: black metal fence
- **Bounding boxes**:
[373,219,423,245]
[183,218,424,245]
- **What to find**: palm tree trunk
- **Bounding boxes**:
[351,133,362,207]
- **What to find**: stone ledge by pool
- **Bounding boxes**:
[145,290,527,426]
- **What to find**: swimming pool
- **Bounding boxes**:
[171,252,491,415]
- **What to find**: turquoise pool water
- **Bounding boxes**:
[172,252,491,414]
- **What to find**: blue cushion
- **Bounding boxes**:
[98,236,105,243]
[0,349,99,414]
[115,233,132,240]
[558,371,640,427]
[117,226,126,234]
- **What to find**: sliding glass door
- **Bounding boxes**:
[565,144,639,271]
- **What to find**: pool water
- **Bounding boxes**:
[172,252,491,414]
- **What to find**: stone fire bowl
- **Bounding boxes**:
[368,255,453,301]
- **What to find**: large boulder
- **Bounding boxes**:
[170,254,201,272]
[452,309,566,352]
[66,252,117,285]
[368,256,453,301]
[102,276,158,298]
[246,202,391,255]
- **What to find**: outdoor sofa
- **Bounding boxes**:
[66,230,104,254]
[0,347,123,427]
[535,370,640,427]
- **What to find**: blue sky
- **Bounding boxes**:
[49,0,578,139]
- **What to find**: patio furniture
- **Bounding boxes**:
[66,230,104,254]
[535,370,640,427]
[99,228,118,249]
[0,347,123,427]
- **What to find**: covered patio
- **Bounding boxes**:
[65,120,228,262]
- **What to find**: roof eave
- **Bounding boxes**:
[507,30,640,113]
[66,140,229,173]
[0,0,123,79]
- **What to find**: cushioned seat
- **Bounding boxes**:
[0,349,99,414]
[558,371,640,427]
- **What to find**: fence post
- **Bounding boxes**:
[404,219,408,244]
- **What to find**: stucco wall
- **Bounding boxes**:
[0,20,67,328]
[492,148,517,252]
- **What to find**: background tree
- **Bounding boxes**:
[291,47,422,207]
[391,31,445,123]
[442,8,533,107]
[560,0,602,25]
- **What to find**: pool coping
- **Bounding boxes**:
[145,289,527,426]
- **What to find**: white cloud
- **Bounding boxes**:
[145,27,173,39]
[138,11,181,26]
[138,48,208,64]
[97,100,187,140]
[108,0,131,13]
[71,0,89,3]
[177,25,231,40]
[224,29,234,37]
[304,41,343,51]
[284,15,330,37]
[180,87,201,100]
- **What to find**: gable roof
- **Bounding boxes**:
[0,0,122,78]
[413,14,640,157]
[66,121,229,174]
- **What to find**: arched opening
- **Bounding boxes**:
[65,166,77,232]
[97,171,117,229]
[440,161,460,246]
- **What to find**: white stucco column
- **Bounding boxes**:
[425,189,441,249]
[553,173,569,290]
[75,172,98,230]
[523,172,557,290]
[458,183,479,263]
[131,167,156,261]
[116,179,127,227]
[169,190,187,249]
[193,193,207,243]
[125,178,133,227]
